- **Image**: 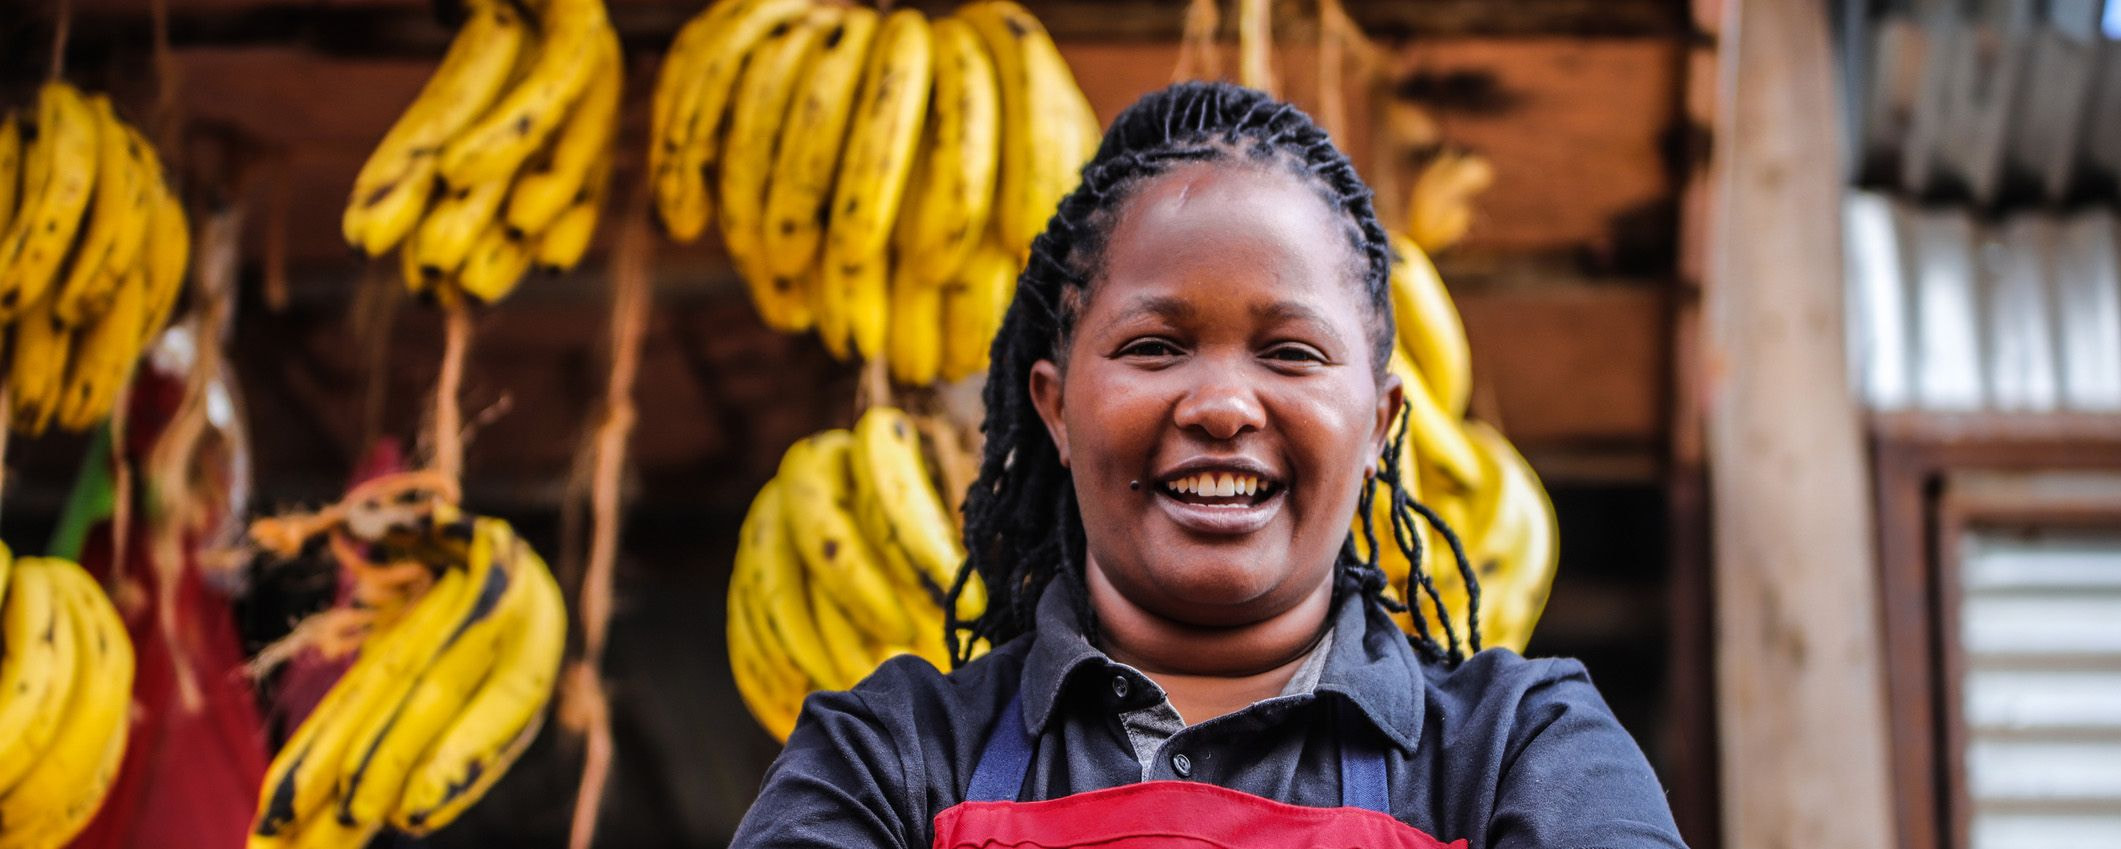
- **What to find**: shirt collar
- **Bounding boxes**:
[1018,577,1425,752]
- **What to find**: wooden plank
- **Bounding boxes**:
[1701,4,1898,849]
[1456,284,1669,449]
[38,0,1687,60]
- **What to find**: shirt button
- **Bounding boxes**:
[1111,676,1129,699]
[1171,753,1193,778]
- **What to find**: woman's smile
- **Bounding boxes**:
[1151,460,1287,534]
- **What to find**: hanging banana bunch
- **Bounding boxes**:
[0,549,140,849]
[0,81,192,437]
[244,480,567,847]
[1350,235,1559,653]
[651,0,1097,385]
[728,406,988,740]
[341,0,622,306]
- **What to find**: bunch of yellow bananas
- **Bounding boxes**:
[1353,235,1559,653]
[653,0,1098,384]
[0,549,138,849]
[0,82,191,436]
[728,406,988,740]
[248,515,566,849]
[341,0,621,306]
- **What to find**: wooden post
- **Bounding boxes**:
[1701,1,1898,848]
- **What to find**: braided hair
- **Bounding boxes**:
[942,81,1482,669]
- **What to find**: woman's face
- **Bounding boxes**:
[1030,161,1400,629]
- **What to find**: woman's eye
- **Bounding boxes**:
[1265,344,1327,364]
[1119,339,1181,358]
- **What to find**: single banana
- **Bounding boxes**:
[742,479,842,690]
[353,156,439,261]
[338,522,517,827]
[652,0,816,242]
[958,2,1087,259]
[0,111,20,235]
[0,561,135,849]
[717,6,835,330]
[885,263,944,385]
[824,9,933,267]
[806,576,873,690]
[394,527,565,834]
[437,0,611,190]
[777,432,918,646]
[1406,149,1495,254]
[55,264,149,432]
[850,407,987,625]
[10,297,75,436]
[1388,234,1472,419]
[453,222,535,305]
[136,183,189,349]
[820,252,888,361]
[50,97,146,326]
[938,239,1014,382]
[0,560,79,793]
[761,6,880,279]
[410,174,511,282]
[726,506,807,740]
[344,0,527,256]
[532,194,598,275]
[505,27,622,239]
[648,1,735,239]
[727,598,802,740]
[0,83,100,320]
[894,18,1001,289]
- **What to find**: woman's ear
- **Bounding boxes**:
[1372,366,1404,462]
[1029,359,1071,467]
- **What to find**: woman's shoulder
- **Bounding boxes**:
[802,635,1031,743]
[1414,646,1613,729]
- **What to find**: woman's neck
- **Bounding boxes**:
[1086,564,1335,725]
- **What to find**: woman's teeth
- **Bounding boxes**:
[1164,472,1270,498]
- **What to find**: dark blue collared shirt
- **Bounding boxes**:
[730,578,1688,849]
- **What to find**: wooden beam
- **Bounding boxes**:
[1701,2,1898,849]
[20,0,1688,64]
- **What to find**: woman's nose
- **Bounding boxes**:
[1172,372,1266,441]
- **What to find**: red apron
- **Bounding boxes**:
[933,693,1466,849]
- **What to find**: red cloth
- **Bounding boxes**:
[931,780,1467,849]
[68,530,269,849]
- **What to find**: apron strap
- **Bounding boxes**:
[966,692,1034,802]
[1337,697,1391,814]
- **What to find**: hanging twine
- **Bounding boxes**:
[1172,0,1222,83]
[48,0,72,81]
[564,186,652,849]
[430,305,473,487]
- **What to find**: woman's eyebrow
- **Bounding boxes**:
[1252,301,1342,338]
[1109,295,1196,325]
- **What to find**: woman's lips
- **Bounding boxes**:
[1153,486,1286,535]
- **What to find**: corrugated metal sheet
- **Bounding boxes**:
[1958,530,2121,849]
[1843,204,2121,411]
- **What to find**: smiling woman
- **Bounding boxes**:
[729,82,1687,849]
